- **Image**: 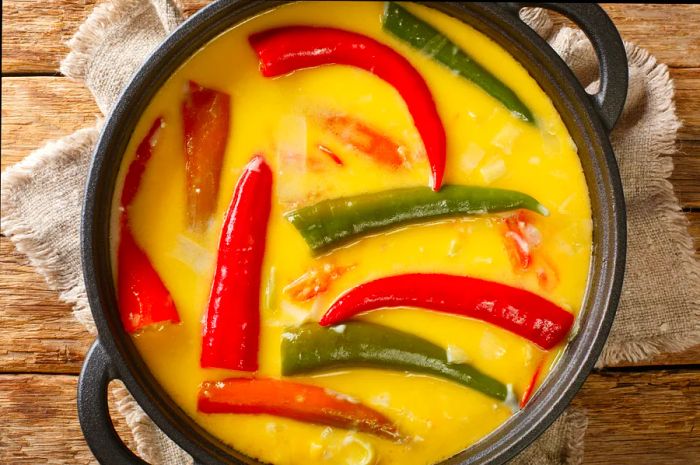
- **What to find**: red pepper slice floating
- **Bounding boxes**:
[201,156,272,371]
[198,377,402,441]
[318,144,344,166]
[284,262,353,302]
[323,115,405,168]
[118,117,180,333]
[520,359,545,408]
[320,273,574,350]
[118,217,180,333]
[249,26,446,190]
[121,118,163,208]
[182,81,231,231]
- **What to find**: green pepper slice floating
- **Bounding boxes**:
[382,2,535,123]
[285,185,547,254]
[282,322,508,401]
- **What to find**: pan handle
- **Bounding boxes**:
[78,341,149,464]
[502,3,628,131]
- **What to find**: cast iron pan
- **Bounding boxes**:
[78,2,627,464]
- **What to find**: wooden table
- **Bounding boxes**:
[1,2,698,464]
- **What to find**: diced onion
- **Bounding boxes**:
[459,142,485,173]
[446,344,470,363]
[491,124,522,155]
[480,158,506,184]
[171,235,214,275]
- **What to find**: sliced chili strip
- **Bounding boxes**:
[198,377,402,441]
[249,26,446,190]
[323,115,404,168]
[121,118,163,208]
[201,155,272,371]
[118,117,180,333]
[320,273,574,350]
[318,144,344,166]
[282,322,507,401]
[383,2,534,123]
[520,359,545,408]
[182,81,230,231]
[286,185,548,254]
[118,217,180,333]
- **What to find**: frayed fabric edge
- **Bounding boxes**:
[563,409,588,465]
[60,0,155,84]
[597,42,699,367]
[1,126,101,334]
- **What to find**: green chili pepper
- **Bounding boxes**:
[382,2,535,123]
[281,322,507,401]
[285,185,547,254]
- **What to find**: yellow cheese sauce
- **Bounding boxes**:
[112,2,591,464]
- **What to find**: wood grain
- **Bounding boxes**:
[2,2,699,74]
[0,237,91,374]
[601,5,700,69]
[0,375,137,465]
[0,371,697,464]
[1,0,204,75]
[1,77,99,172]
[1,0,98,75]
[574,370,700,465]
[674,68,700,142]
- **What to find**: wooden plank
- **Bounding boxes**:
[0,370,697,464]
[1,77,99,172]
[602,4,700,69]
[0,237,92,374]
[674,68,700,142]
[671,140,700,209]
[1,0,205,75]
[2,71,699,206]
[1,0,97,75]
[575,369,700,465]
[0,374,136,465]
[2,2,699,74]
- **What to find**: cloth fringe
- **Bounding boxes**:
[597,43,699,366]
[61,0,149,82]
[0,127,100,332]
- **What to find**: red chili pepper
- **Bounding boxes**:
[520,359,545,408]
[201,156,272,371]
[249,26,446,190]
[318,144,344,166]
[503,210,539,270]
[182,81,231,231]
[198,377,402,441]
[284,262,353,302]
[320,273,574,350]
[118,217,180,333]
[118,117,180,333]
[323,115,404,168]
[121,118,163,207]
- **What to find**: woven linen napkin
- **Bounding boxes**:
[2,2,698,464]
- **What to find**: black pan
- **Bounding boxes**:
[78,2,627,464]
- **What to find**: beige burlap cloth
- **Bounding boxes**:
[2,1,698,464]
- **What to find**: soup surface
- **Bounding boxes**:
[112,2,591,464]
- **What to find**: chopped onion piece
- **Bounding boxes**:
[459,142,485,174]
[480,158,506,184]
[446,344,470,364]
[491,124,522,155]
[171,235,214,275]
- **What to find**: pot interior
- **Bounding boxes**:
[83,2,624,464]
